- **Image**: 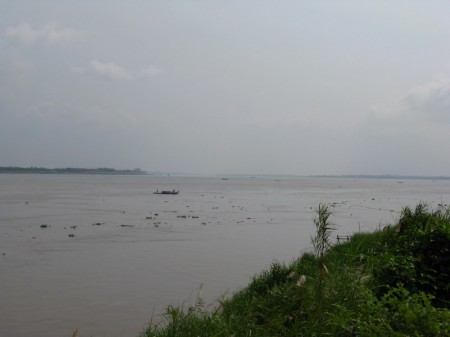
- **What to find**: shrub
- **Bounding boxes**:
[373,203,450,308]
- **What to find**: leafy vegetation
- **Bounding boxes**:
[141,203,450,337]
[372,203,450,308]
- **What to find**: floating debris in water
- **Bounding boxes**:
[40,224,48,229]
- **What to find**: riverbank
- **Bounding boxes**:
[141,203,450,336]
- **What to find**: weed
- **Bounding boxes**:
[311,203,334,312]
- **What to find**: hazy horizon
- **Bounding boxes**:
[2,1,450,176]
[2,165,450,179]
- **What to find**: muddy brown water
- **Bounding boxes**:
[1,174,449,337]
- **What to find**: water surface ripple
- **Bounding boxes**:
[1,174,449,337]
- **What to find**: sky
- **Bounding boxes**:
[1,1,450,176]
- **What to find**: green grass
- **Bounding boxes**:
[141,203,450,337]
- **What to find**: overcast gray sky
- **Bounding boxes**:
[1,1,450,176]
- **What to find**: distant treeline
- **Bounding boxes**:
[310,174,450,181]
[0,166,146,175]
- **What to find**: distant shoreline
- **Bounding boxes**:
[1,167,449,180]
[309,174,450,181]
[0,166,148,175]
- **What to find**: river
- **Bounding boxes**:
[1,174,449,337]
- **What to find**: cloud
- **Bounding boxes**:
[90,60,131,80]
[5,22,84,45]
[87,60,164,80]
[403,75,450,123]
[139,65,164,78]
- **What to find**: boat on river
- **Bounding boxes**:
[154,189,179,195]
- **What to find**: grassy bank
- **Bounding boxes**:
[141,203,449,337]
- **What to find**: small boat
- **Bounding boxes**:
[154,189,179,195]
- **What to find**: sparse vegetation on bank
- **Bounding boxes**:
[141,203,450,337]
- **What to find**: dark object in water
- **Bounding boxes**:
[154,189,179,195]
[336,235,350,244]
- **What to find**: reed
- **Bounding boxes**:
[311,203,334,312]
